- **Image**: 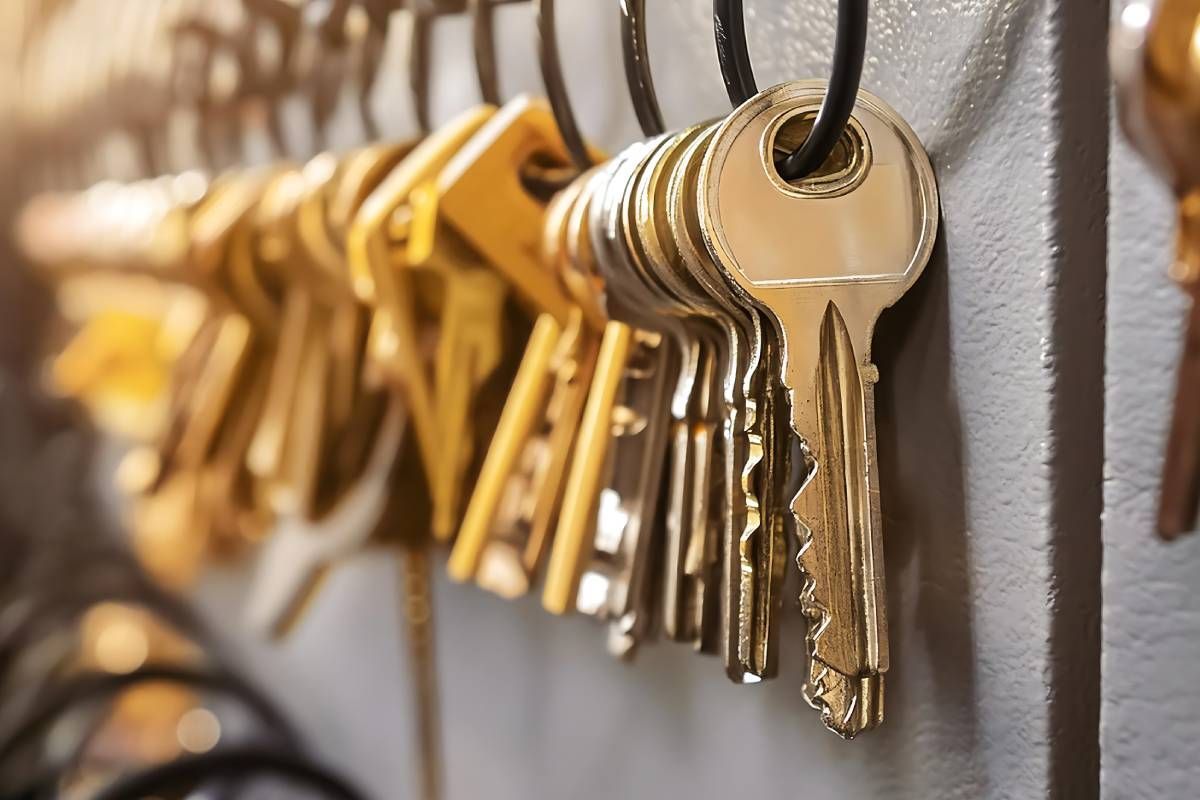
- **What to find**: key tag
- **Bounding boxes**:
[698,81,939,737]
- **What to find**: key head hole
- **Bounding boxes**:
[518,148,577,201]
[766,110,871,198]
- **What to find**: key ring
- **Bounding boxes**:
[714,0,868,180]
[471,0,502,104]
[91,746,367,800]
[620,0,665,136]
[536,0,594,170]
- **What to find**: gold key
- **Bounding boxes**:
[1114,0,1200,538]
[539,155,677,656]
[448,175,598,596]
[699,81,939,736]
[349,105,498,485]
[419,97,591,550]
[625,125,740,654]
[405,182,513,541]
[665,124,779,676]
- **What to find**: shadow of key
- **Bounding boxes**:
[872,233,985,795]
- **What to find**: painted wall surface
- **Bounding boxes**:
[1104,58,1200,800]
[197,2,1110,799]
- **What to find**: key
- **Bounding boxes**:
[295,153,367,436]
[614,133,709,648]
[198,347,272,553]
[698,81,940,736]
[249,169,344,520]
[544,151,677,656]
[349,105,498,488]
[244,399,405,636]
[448,312,564,590]
[246,283,313,491]
[413,97,590,545]
[666,124,780,676]
[1113,0,1200,538]
[626,125,738,653]
[449,174,600,595]
[405,183,512,541]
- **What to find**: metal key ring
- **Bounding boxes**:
[91,746,367,800]
[620,0,665,136]
[713,0,868,180]
[471,0,502,104]
[536,0,594,170]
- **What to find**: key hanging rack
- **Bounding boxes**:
[4,1,946,797]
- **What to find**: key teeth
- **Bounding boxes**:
[792,298,888,738]
[803,660,884,739]
[735,412,765,675]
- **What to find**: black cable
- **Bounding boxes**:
[535,0,593,170]
[90,746,366,800]
[712,0,868,180]
[713,0,755,107]
[619,0,665,137]
[0,664,303,768]
[471,0,502,105]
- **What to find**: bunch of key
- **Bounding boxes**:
[21,82,939,738]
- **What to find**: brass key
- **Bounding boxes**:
[449,176,598,596]
[668,124,780,676]
[349,105,498,487]
[631,123,769,661]
[699,82,939,736]
[1113,0,1200,538]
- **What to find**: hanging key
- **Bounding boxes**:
[666,124,781,675]
[699,81,939,736]
[1114,0,1200,538]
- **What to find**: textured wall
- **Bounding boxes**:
[201,2,1109,798]
[1103,55,1200,800]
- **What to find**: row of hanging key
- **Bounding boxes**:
[19,2,942,741]
[436,80,939,737]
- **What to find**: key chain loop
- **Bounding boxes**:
[620,0,666,137]
[714,0,868,181]
[536,0,594,170]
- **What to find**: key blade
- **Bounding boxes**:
[796,300,887,738]
[1159,294,1200,537]
[450,313,561,582]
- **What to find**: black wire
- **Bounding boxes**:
[535,0,593,170]
[713,0,868,180]
[409,9,434,135]
[0,665,303,767]
[89,746,367,800]
[619,0,665,137]
[471,0,502,105]
[713,0,755,107]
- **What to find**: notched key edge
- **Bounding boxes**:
[795,301,887,739]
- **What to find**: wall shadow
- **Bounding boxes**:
[873,232,985,795]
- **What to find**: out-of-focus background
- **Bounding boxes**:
[0,1,1196,798]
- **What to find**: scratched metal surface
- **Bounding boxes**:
[204,2,1107,798]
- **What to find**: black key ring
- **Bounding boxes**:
[90,746,367,800]
[536,0,594,170]
[620,0,665,137]
[714,0,868,180]
[0,664,303,765]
